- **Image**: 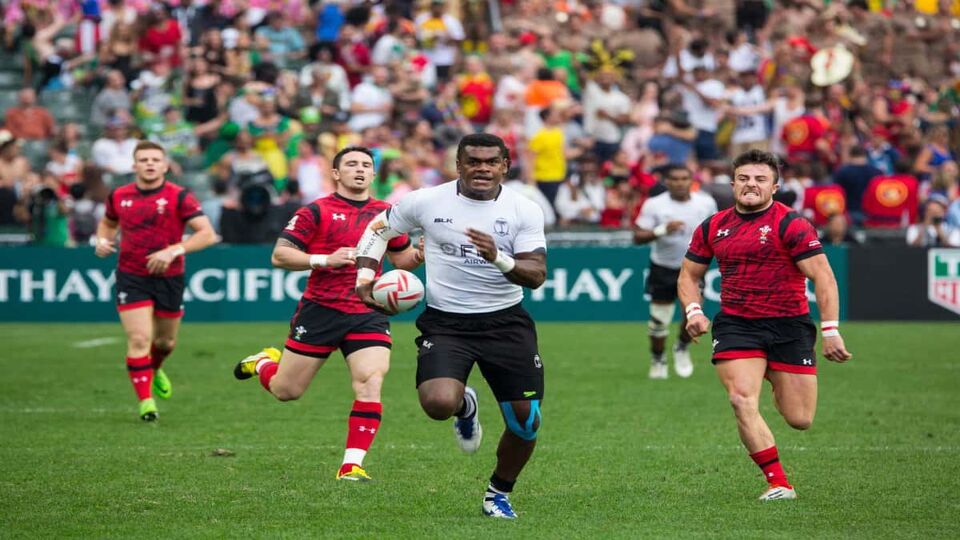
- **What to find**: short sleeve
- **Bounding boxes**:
[634,198,658,230]
[387,190,422,233]
[684,217,714,264]
[514,202,547,254]
[104,188,118,221]
[279,204,320,250]
[178,190,204,222]
[782,215,824,262]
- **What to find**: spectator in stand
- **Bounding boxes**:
[45,139,82,191]
[913,125,955,181]
[349,65,393,133]
[769,84,805,158]
[834,146,882,226]
[91,70,131,128]
[99,22,139,86]
[782,98,835,167]
[0,130,34,225]
[289,138,333,203]
[457,55,495,127]
[907,194,960,247]
[583,67,632,163]
[540,35,580,95]
[255,11,306,66]
[865,125,900,176]
[337,24,372,88]
[138,5,183,67]
[947,194,960,228]
[862,160,920,228]
[301,43,352,112]
[647,111,696,167]
[415,0,464,84]
[555,158,606,225]
[3,88,56,140]
[91,118,138,176]
[247,90,294,188]
[183,57,223,136]
[68,164,108,245]
[727,69,771,156]
[678,66,726,164]
[819,213,860,247]
[146,107,199,158]
[528,106,570,208]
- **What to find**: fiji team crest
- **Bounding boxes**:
[494,218,509,237]
[928,249,960,316]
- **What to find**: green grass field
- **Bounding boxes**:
[1,321,958,539]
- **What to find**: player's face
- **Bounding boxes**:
[332,151,375,193]
[732,163,778,211]
[664,170,693,200]
[457,145,509,200]
[132,149,169,184]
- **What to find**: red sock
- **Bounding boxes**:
[750,445,791,488]
[126,355,154,401]
[339,401,382,475]
[258,361,279,392]
[151,344,173,369]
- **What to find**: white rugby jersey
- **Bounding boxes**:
[635,191,718,269]
[388,181,546,314]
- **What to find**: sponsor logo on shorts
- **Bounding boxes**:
[523,390,537,398]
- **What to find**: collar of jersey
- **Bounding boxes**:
[333,192,370,208]
[456,180,502,202]
[135,180,167,196]
[734,201,775,221]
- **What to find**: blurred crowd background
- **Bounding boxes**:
[1,0,960,248]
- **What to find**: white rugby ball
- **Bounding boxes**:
[372,269,424,314]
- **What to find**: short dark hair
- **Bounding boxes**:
[456,133,509,162]
[333,146,374,169]
[663,164,692,179]
[732,149,781,183]
[133,140,166,158]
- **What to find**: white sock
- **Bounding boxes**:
[342,448,366,467]
[254,357,273,374]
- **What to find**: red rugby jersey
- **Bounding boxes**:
[685,202,823,319]
[105,180,203,277]
[280,193,410,314]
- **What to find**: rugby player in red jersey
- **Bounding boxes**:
[679,149,852,501]
[95,141,217,422]
[233,146,422,482]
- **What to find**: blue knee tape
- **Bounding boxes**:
[500,400,541,441]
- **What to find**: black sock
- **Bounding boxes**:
[488,473,515,494]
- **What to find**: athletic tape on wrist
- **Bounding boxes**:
[356,267,375,285]
[820,320,839,337]
[493,250,516,273]
[653,223,669,237]
[309,254,328,268]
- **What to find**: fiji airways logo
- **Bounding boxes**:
[758,225,772,244]
[332,213,346,221]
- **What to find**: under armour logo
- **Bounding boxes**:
[133,375,149,383]
[332,213,346,221]
[533,354,542,368]
[422,340,433,349]
[358,426,377,433]
[120,200,133,208]
[802,358,813,365]
[717,229,730,237]
[118,291,128,304]
[294,325,307,340]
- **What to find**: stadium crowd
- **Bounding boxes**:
[1,0,960,247]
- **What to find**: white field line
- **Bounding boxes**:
[72,337,120,348]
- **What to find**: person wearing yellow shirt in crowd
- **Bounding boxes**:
[528,106,569,208]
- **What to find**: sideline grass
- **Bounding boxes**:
[0,322,958,538]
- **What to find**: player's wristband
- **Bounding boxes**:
[356,267,376,285]
[169,244,186,258]
[97,237,111,246]
[309,254,328,268]
[653,223,669,238]
[820,320,840,337]
[493,250,516,273]
[685,302,704,318]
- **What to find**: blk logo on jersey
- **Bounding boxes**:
[434,217,453,223]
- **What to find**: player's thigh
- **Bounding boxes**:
[152,315,182,344]
[415,334,477,387]
[715,357,768,404]
[119,306,154,352]
[273,348,327,394]
[344,346,390,384]
[767,370,818,424]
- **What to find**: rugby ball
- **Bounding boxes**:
[372,269,424,314]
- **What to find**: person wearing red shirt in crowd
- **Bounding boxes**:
[138,5,183,68]
[781,100,835,166]
[679,150,852,501]
[232,147,423,482]
[3,88,56,140]
[862,160,919,228]
[95,141,217,422]
[457,55,495,126]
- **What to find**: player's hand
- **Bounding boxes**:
[465,228,498,262]
[327,247,357,268]
[666,220,685,233]
[822,334,852,363]
[414,236,425,265]
[95,238,116,258]
[355,277,392,314]
[685,313,711,343]
[146,247,178,275]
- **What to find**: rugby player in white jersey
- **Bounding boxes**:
[633,165,718,379]
[354,133,547,520]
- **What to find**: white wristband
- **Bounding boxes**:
[493,250,516,273]
[356,267,376,285]
[821,329,840,337]
[820,320,839,337]
[170,244,186,258]
[653,223,669,237]
[309,254,328,268]
[685,302,703,318]
[97,237,111,246]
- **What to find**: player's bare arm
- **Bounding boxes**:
[386,236,425,271]
[633,221,686,245]
[465,228,547,289]
[146,215,218,275]
[796,253,853,363]
[94,217,119,258]
[678,258,710,340]
[271,237,357,271]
